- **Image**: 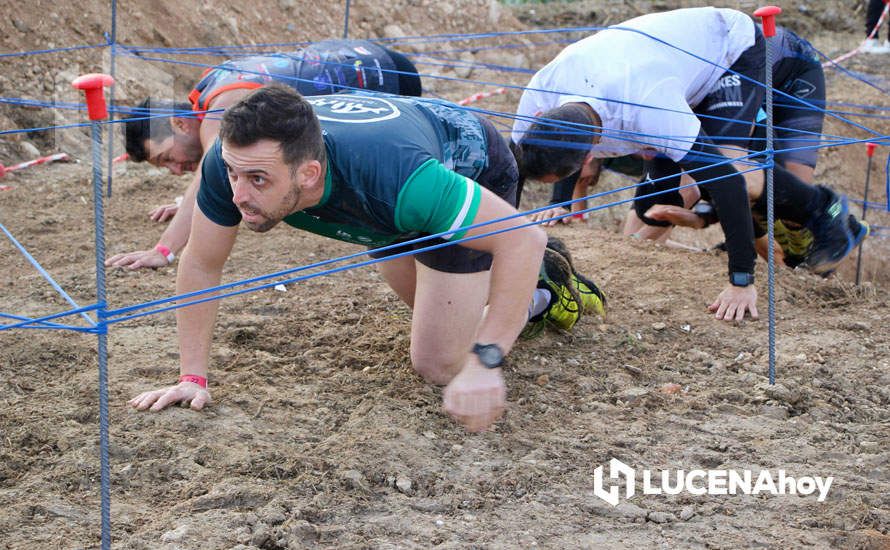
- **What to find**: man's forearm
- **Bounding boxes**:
[157,176,200,254]
[175,247,225,377]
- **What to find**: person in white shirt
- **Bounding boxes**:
[512,7,860,323]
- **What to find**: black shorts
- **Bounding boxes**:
[369,115,519,274]
[632,155,688,226]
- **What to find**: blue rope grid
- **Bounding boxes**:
[1,10,889,549]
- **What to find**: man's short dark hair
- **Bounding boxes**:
[220,84,326,168]
[516,103,597,180]
[123,98,191,162]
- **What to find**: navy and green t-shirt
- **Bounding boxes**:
[197,93,490,248]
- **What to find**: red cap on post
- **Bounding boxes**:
[867,142,878,158]
[754,6,783,38]
[72,73,115,121]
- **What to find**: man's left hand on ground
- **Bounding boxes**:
[105,248,170,270]
[443,358,507,433]
[149,201,180,222]
[708,284,758,322]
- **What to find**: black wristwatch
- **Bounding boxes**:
[471,343,505,369]
[692,201,719,227]
[730,271,755,287]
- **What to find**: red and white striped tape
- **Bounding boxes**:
[822,2,890,67]
[0,152,70,179]
[458,87,507,106]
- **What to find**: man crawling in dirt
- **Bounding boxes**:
[128,85,605,432]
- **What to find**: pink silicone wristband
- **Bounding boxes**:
[179,374,207,388]
[154,244,175,264]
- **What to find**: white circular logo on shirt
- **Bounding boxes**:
[307,94,400,124]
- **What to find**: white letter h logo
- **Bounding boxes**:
[593,458,636,506]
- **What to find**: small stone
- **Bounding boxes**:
[758,404,789,420]
[396,475,413,495]
[20,141,40,157]
[623,364,643,376]
[535,374,549,386]
[618,387,648,404]
[11,19,30,33]
[859,441,880,453]
[680,506,695,521]
[652,322,666,331]
[659,383,683,395]
[341,469,369,491]
[615,502,649,520]
[160,524,191,543]
[451,444,463,452]
[648,511,676,524]
[422,431,437,440]
[383,24,405,39]
[763,383,800,405]
[435,519,445,526]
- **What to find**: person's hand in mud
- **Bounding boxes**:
[529,206,578,227]
[149,202,180,223]
[443,356,507,432]
[709,284,758,322]
[644,204,706,229]
[128,380,211,412]
[148,195,184,223]
[105,247,171,270]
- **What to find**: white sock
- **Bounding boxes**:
[527,288,552,320]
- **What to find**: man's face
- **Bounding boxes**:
[221,139,302,233]
[144,133,203,175]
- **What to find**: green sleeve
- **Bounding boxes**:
[395,158,482,241]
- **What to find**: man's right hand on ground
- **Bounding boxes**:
[129,381,211,412]
[105,248,170,270]
[443,358,507,433]
[644,204,705,229]
[149,202,180,222]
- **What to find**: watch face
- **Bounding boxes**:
[731,272,753,286]
[473,344,504,368]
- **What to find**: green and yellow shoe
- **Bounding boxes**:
[523,247,582,335]
[773,220,813,269]
[545,235,607,318]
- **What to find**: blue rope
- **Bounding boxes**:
[0,303,102,332]
[0,312,83,331]
[0,43,107,58]
[105,155,764,323]
[0,222,96,326]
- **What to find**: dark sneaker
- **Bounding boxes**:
[802,188,855,274]
[848,214,870,248]
[545,236,607,317]
[522,247,582,336]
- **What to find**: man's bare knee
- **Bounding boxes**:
[410,349,460,385]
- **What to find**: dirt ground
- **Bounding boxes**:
[2,1,889,549]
